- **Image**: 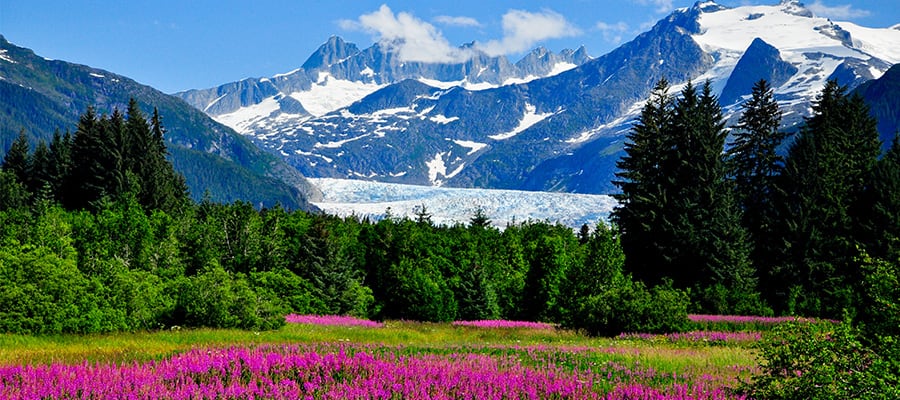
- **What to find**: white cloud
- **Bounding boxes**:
[633,0,674,14]
[339,5,471,63]
[595,21,629,44]
[806,1,871,19]
[434,15,482,28]
[477,9,581,57]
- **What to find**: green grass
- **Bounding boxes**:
[0,320,759,388]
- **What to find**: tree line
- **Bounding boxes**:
[1,80,898,337]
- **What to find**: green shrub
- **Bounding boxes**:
[570,277,689,336]
[176,265,285,330]
[748,321,899,399]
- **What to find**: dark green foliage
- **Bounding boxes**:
[613,79,674,284]
[560,222,690,336]
[2,130,31,186]
[0,170,28,211]
[857,134,900,260]
[385,257,458,322]
[727,80,787,308]
[613,79,758,314]
[176,265,285,330]
[775,80,882,317]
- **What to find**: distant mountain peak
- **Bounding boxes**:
[301,35,361,71]
[693,1,728,13]
[779,0,814,17]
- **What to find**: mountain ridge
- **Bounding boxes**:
[0,35,320,209]
[173,0,899,195]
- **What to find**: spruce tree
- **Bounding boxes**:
[48,130,73,204]
[612,79,674,284]
[29,140,52,196]
[858,133,900,260]
[727,79,786,306]
[2,130,31,187]
[148,108,188,212]
[776,80,881,317]
[667,81,755,313]
[67,106,106,209]
[614,79,756,313]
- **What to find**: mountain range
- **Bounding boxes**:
[176,0,900,195]
[2,1,898,210]
[0,35,319,210]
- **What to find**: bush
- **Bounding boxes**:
[176,265,285,330]
[570,277,689,336]
[747,321,899,399]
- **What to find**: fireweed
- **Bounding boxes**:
[687,314,836,332]
[452,320,556,329]
[0,343,749,399]
[618,331,762,345]
[284,314,384,328]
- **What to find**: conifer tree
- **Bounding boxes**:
[858,133,900,260]
[614,79,756,313]
[727,79,786,305]
[29,140,52,196]
[2,130,31,187]
[612,79,674,284]
[66,106,104,209]
[776,80,881,317]
[666,81,755,312]
[48,130,73,204]
[148,108,188,212]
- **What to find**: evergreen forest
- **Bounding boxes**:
[1,79,898,344]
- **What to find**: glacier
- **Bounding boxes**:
[310,178,616,230]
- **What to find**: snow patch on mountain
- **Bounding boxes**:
[489,103,554,140]
[452,139,488,155]
[214,96,282,134]
[0,49,16,64]
[426,152,450,186]
[310,178,616,229]
[291,72,384,117]
[430,114,459,124]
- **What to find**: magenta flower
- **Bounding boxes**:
[452,320,556,329]
[285,314,383,328]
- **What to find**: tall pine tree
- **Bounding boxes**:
[727,79,787,307]
[614,79,757,313]
[612,79,674,284]
[2,130,31,188]
[858,133,900,260]
[775,80,881,317]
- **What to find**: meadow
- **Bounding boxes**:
[0,315,766,399]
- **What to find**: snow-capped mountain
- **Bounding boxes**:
[180,0,899,195]
[175,36,591,133]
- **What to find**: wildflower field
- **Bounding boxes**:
[0,315,776,399]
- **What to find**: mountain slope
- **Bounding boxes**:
[854,63,900,146]
[0,35,320,209]
[180,0,900,195]
[175,36,593,131]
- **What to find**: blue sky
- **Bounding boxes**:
[1,1,896,93]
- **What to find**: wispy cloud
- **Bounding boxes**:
[339,5,471,63]
[595,21,629,44]
[806,1,871,19]
[434,15,482,28]
[633,0,674,14]
[477,9,581,56]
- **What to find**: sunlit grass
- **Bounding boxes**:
[0,320,760,399]
[0,321,756,377]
